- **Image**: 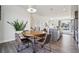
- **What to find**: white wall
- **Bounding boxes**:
[31,14,50,30]
[0,6,4,43]
[31,14,73,31]
[36,5,72,18]
[30,6,76,31]
[0,5,30,43]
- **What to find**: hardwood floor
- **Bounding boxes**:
[51,34,79,53]
[0,34,79,53]
[0,41,17,53]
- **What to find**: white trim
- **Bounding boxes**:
[0,39,15,44]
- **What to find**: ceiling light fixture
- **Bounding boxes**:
[27,7,37,13]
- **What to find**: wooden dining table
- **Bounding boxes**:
[22,31,46,53]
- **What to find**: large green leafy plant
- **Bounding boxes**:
[7,20,27,31]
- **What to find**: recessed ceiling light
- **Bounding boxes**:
[50,17,53,20]
[63,8,66,11]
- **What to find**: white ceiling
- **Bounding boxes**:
[21,5,72,17]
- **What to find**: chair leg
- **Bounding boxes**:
[16,45,21,52]
[26,42,29,48]
[43,46,46,53]
[41,45,44,48]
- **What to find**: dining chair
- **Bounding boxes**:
[15,33,32,52]
[49,28,62,41]
[36,34,52,52]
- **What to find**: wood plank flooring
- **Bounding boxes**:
[50,34,79,53]
[0,34,79,53]
[0,41,17,53]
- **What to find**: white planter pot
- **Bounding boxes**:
[15,31,23,34]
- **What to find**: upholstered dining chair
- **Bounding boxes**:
[36,34,52,52]
[15,33,32,52]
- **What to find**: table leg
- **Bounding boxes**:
[32,37,36,53]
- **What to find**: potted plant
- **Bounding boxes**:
[7,19,27,34]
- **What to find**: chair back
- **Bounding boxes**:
[15,33,22,45]
[43,34,51,44]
